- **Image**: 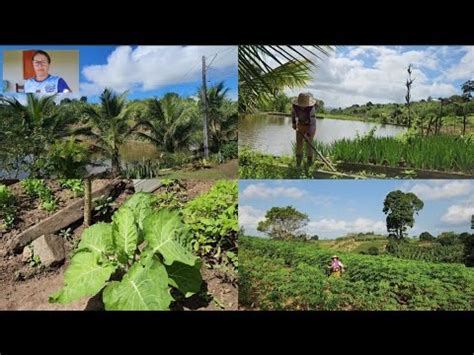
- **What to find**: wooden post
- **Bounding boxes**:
[201,56,209,159]
[84,178,92,227]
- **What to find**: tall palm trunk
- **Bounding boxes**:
[111,149,121,177]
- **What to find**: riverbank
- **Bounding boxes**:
[260,111,402,125]
[239,133,474,179]
[258,111,474,133]
[160,159,238,180]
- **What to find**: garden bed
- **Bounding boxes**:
[0,179,238,310]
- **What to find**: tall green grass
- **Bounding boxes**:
[312,134,474,173]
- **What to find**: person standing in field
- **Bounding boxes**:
[329,255,345,277]
[291,92,318,168]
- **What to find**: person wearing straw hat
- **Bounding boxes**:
[291,92,318,168]
[328,255,345,277]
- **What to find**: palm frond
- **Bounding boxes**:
[239,45,333,112]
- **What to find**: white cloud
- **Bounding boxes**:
[441,203,474,225]
[443,46,474,81]
[238,205,265,228]
[306,217,386,234]
[80,45,237,96]
[405,180,472,201]
[287,46,461,108]
[241,183,305,200]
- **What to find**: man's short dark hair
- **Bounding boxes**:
[32,50,51,64]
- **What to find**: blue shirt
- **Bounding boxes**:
[24,75,71,94]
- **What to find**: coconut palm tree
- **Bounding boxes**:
[80,89,138,177]
[0,94,79,176]
[135,93,199,154]
[198,82,238,153]
[238,45,333,113]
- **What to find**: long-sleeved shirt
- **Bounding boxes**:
[292,105,316,135]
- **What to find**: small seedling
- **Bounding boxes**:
[58,227,74,242]
[94,195,114,216]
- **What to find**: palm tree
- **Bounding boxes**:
[199,82,238,153]
[135,93,199,154]
[0,94,77,176]
[239,45,333,112]
[80,89,137,177]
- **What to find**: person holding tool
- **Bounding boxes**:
[291,92,317,168]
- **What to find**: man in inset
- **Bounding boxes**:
[24,50,71,94]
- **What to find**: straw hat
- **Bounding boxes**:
[293,92,316,107]
[331,255,339,259]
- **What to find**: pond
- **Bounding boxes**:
[0,140,161,179]
[239,114,407,156]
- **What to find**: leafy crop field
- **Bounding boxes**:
[239,236,474,310]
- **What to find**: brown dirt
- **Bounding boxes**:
[217,159,238,179]
[183,180,215,200]
[198,267,237,310]
[0,258,237,310]
[1,179,113,248]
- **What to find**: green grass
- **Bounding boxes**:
[161,159,237,180]
[313,134,474,173]
[239,236,474,310]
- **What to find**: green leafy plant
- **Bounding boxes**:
[153,179,187,210]
[93,195,114,217]
[29,253,42,268]
[41,199,58,212]
[220,141,238,160]
[183,180,238,268]
[25,245,42,268]
[45,139,89,178]
[49,192,203,310]
[0,184,16,230]
[58,227,74,243]
[20,179,57,212]
[58,179,84,197]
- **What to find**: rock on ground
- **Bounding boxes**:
[31,234,65,267]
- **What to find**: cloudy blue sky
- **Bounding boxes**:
[286,45,474,108]
[0,45,238,102]
[239,180,474,239]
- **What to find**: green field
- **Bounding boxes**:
[239,236,474,310]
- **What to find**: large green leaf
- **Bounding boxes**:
[122,192,155,229]
[49,251,116,304]
[166,261,202,298]
[76,223,114,259]
[102,258,172,310]
[112,205,139,262]
[122,192,155,243]
[143,209,198,267]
